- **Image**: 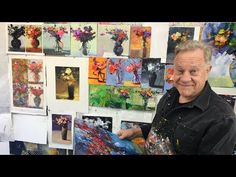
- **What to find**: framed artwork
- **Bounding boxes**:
[46,57,89,113]
[9,55,47,115]
[70,23,97,57]
[48,111,75,150]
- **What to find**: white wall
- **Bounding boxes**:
[0,23,10,113]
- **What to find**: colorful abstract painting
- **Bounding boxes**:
[163,64,174,93]
[166,27,195,63]
[130,26,151,58]
[141,58,164,92]
[106,58,126,86]
[201,22,236,87]
[89,85,158,111]
[74,118,143,155]
[43,23,70,56]
[123,58,142,87]
[88,57,107,85]
[70,23,97,57]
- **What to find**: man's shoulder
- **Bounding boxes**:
[209,91,236,118]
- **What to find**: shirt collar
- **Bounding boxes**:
[168,81,212,111]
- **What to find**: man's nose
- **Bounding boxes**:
[180,72,192,82]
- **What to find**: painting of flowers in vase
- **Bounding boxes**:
[88,57,107,85]
[106,58,126,86]
[10,56,46,115]
[52,113,72,145]
[123,58,142,87]
[28,83,44,109]
[97,24,130,57]
[43,23,70,56]
[55,66,80,101]
[70,23,97,57]
[201,22,236,88]
[7,23,25,53]
[141,58,165,93]
[25,25,43,53]
[166,27,195,63]
[130,26,151,58]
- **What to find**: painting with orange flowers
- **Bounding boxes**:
[25,24,43,53]
[88,57,107,85]
[9,56,46,115]
[97,24,130,57]
[130,26,151,58]
[163,64,174,93]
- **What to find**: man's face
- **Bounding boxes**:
[173,49,211,103]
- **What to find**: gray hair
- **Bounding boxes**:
[175,40,212,64]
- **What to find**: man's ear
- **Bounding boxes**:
[207,64,212,73]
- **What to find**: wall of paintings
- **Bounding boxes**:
[1,22,236,155]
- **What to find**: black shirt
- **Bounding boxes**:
[141,81,236,154]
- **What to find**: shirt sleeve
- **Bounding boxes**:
[198,116,236,155]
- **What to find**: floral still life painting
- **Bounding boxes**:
[43,23,70,56]
[74,118,143,155]
[10,57,45,114]
[97,24,130,57]
[70,23,97,57]
[55,67,80,101]
[130,26,151,58]
[89,85,158,111]
[52,114,72,144]
[88,57,107,85]
[8,24,25,52]
[166,27,195,63]
[141,58,164,92]
[201,22,236,87]
[25,25,43,53]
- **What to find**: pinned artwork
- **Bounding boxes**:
[70,23,97,57]
[9,55,46,115]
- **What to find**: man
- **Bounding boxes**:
[117,40,236,154]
